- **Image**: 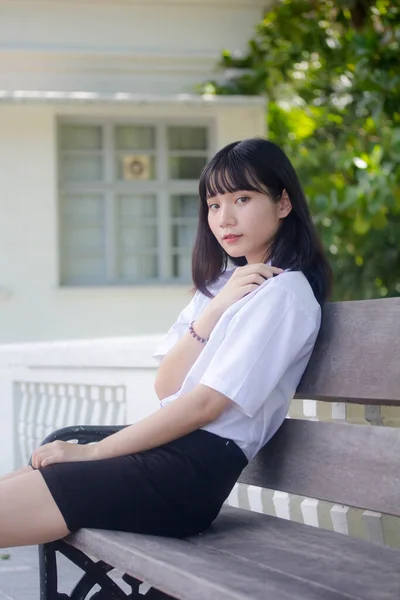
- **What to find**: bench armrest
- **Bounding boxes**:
[38,425,127,446]
[29,426,127,466]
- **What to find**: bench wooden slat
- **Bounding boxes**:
[66,505,400,600]
[296,297,400,404]
[238,419,400,515]
[188,506,400,600]
[67,528,354,600]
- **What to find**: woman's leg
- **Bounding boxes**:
[0,469,70,548]
[0,466,33,483]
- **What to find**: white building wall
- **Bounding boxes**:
[0,100,265,342]
[0,0,267,342]
[0,0,267,95]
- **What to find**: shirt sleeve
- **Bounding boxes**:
[152,291,199,364]
[200,281,319,417]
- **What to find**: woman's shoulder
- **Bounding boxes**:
[264,270,321,321]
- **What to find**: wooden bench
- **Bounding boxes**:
[37,297,400,600]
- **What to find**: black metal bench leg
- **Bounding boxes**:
[39,539,176,600]
[39,542,68,600]
[122,574,176,599]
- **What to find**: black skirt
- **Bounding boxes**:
[38,429,248,538]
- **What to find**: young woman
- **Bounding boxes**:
[0,138,331,549]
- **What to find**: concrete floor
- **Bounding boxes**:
[0,545,83,599]
[0,546,148,600]
[0,545,137,599]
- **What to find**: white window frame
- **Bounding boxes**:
[57,117,215,286]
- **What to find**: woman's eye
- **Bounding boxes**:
[236,196,250,204]
[208,203,219,211]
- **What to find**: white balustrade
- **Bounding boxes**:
[0,336,163,475]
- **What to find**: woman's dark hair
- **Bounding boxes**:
[192,138,332,305]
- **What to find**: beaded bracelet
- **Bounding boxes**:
[189,321,208,344]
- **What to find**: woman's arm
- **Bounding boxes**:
[31,384,232,467]
[154,302,223,400]
[154,263,283,401]
[94,384,231,459]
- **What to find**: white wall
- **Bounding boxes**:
[0,100,265,342]
[0,0,267,342]
[0,0,267,94]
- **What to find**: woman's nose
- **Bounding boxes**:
[219,205,236,228]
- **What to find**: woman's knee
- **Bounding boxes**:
[0,469,69,548]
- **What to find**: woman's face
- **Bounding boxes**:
[207,189,292,264]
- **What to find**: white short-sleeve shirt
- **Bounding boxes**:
[153,269,321,460]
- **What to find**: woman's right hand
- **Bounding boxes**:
[210,263,283,314]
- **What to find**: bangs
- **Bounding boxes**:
[200,150,270,199]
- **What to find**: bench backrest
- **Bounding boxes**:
[238,298,400,517]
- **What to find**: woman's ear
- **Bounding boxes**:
[279,189,292,218]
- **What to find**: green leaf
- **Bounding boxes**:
[199,0,400,300]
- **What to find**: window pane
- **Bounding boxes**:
[117,255,158,281]
[59,122,209,285]
[117,194,157,220]
[60,193,105,284]
[64,227,104,252]
[169,156,207,180]
[173,253,192,280]
[61,256,105,283]
[116,155,156,180]
[119,226,157,250]
[171,194,198,218]
[167,127,207,151]
[61,193,104,222]
[172,223,196,248]
[116,193,158,281]
[60,125,102,150]
[115,126,155,150]
[61,154,103,182]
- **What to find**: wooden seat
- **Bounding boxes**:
[65,504,400,600]
[38,297,400,599]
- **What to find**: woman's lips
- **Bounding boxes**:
[223,234,242,244]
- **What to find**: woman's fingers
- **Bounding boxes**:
[238,265,283,286]
[252,263,284,278]
[32,449,46,469]
[243,274,266,287]
[235,263,283,279]
[41,455,58,468]
[31,440,95,468]
[264,266,284,277]
[212,263,284,312]
[32,441,63,468]
[31,449,40,468]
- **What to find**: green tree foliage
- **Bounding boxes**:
[200,0,400,300]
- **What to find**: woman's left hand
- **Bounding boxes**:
[31,440,99,468]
